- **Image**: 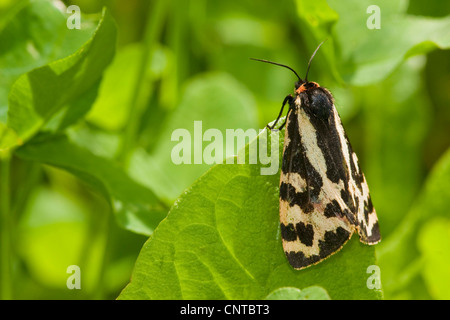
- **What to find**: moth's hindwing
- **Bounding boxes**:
[279,94,380,270]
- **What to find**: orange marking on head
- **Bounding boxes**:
[296,81,320,94]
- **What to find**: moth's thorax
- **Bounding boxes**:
[292,83,334,121]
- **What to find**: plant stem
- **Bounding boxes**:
[118,0,168,164]
[0,155,12,299]
[94,206,113,299]
[79,195,112,299]
[11,161,40,217]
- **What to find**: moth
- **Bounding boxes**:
[252,42,381,270]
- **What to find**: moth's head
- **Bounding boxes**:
[295,81,320,94]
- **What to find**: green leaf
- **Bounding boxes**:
[265,286,331,300]
[86,43,169,131]
[417,217,450,300]
[0,0,97,122]
[333,0,450,84]
[17,186,88,289]
[127,72,259,203]
[119,129,381,300]
[362,57,430,235]
[85,43,142,131]
[15,134,167,235]
[295,0,341,83]
[378,147,450,298]
[295,0,450,85]
[6,6,116,146]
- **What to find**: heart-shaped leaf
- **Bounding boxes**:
[119,129,381,299]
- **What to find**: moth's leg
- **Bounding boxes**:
[278,118,287,130]
[267,94,293,130]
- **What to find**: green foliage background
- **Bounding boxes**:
[0,0,449,299]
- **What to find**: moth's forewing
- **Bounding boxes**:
[279,87,380,270]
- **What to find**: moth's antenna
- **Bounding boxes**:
[304,39,327,82]
[250,58,302,82]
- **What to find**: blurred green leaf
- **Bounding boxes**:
[66,124,121,160]
[216,16,286,48]
[296,0,450,85]
[378,147,450,298]
[408,0,450,17]
[0,0,97,122]
[127,72,258,203]
[17,187,87,288]
[265,286,331,300]
[331,0,450,84]
[362,57,430,236]
[418,217,450,300]
[295,0,341,83]
[119,129,381,300]
[85,43,141,131]
[0,122,20,158]
[86,43,169,131]
[15,134,167,235]
[6,6,116,147]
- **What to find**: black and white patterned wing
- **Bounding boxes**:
[279,88,380,270]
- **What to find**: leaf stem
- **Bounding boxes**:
[0,155,13,299]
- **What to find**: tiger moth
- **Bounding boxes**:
[252,42,381,270]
